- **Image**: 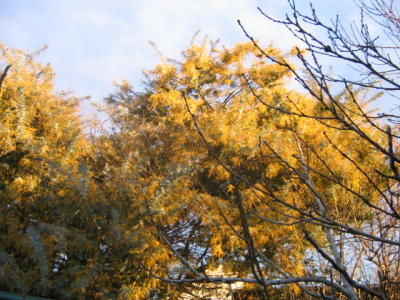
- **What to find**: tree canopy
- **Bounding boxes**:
[1,1,400,299]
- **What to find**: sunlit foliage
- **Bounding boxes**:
[0,37,388,299]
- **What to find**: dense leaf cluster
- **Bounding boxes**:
[0,35,396,300]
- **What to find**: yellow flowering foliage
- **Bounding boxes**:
[0,38,388,299]
[0,44,153,299]
[99,38,387,298]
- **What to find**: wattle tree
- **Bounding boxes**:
[100,39,386,299]
[0,33,392,299]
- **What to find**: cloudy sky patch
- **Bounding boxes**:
[0,0,360,112]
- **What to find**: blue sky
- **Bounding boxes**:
[0,0,373,114]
